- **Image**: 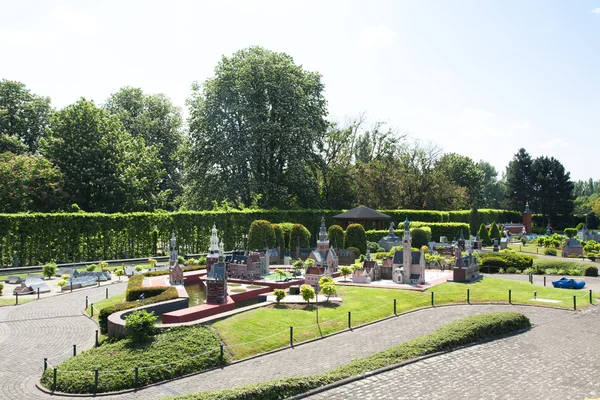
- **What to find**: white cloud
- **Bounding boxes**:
[48,6,104,33]
[0,29,57,46]
[592,8,600,14]
[358,25,397,49]
[539,137,569,149]
[511,121,532,129]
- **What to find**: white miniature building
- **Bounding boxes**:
[306,217,338,288]
[391,218,426,285]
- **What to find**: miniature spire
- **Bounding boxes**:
[524,202,530,213]
[170,232,176,249]
[403,217,410,232]
[209,224,219,253]
[389,221,395,236]
[366,247,371,261]
[319,217,328,242]
[459,230,464,240]
[218,239,224,261]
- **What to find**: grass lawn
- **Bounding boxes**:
[213,276,593,359]
[85,293,126,322]
[0,297,36,306]
[508,243,543,254]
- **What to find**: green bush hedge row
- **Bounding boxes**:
[448,209,522,224]
[479,251,535,272]
[98,276,178,333]
[126,275,169,301]
[365,223,468,245]
[533,259,598,277]
[171,312,531,400]
[142,264,206,278]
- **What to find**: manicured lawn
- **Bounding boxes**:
[85,293,126,322]
[41,326,223,394]
[508,243,543,254]
[0,297,35,306]
[213,276,593,359]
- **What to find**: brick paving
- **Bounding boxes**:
[0,281,597,400]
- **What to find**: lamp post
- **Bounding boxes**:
[315,288,319,324]
[242,234,248,253]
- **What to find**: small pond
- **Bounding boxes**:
[185,282,207,306]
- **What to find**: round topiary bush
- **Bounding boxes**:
[506,267,519,274]
[544,248,557,256]
[290,224,310,249]
[411,228,429,249]
[346,224,367,254]
[248,220,276,250]
[327,224,344,249]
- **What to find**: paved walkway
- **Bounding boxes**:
[0,282,127,400]
[306,305,600,400]
[1,283,598,400]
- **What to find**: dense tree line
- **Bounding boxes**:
[0,46,576,216]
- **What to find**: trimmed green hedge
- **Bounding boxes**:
[365,223,468,245]
[346,224,367,254]
[40,326,224,393]
[448,209,522,224]
[142,264,206,278]
[171,312,531,400]
[479,251,534,272]
[98,276,178,333]
[533,259,599,277]
[247,220,276,251]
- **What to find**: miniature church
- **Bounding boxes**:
[391,218,426,285]
[206,239,228,304]
[452,230,480,282]
[352,248,381,284]
[206,224,221,273]
[168,233,184,285]
[305,217,338,288]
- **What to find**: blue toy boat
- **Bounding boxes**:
[552,277,586,289]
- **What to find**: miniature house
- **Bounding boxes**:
[306,217,338,288]
[452,246,480,282]
[226,251,263,280]
[168,233,184,285]
[390,218,426,285]
[562,239,583,258]
[378,222,401,251]
[352,249,380,284]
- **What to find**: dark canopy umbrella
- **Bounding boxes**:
[333,205,391,229]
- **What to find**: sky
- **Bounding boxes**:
[1,0,599,181]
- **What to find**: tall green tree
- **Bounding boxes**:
[531,156,574,226]
[476,161,506,208]
[185,46,328,209]
[40,98,163,212]
[437,153,484,206]
[0,152,64,212]
[104,87,184,208]
[0,79,52,153]
[505,148,534,211]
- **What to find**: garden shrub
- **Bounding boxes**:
[290,223,310,249]
[272,224,284,249]
[86,264,97,272]
[278,222,294,251]
[488,221,501,242]
[327,224,344,249]
[469,207,480,235]
[42,262,57,279]
[345,247,360,257]
[177,255,185,265]
[126,275,170,301]
[0,282,3,295]
[345,224,367,254]
[170,312,530,400]
[273,289,286,303]
[544,248,557,256]
[479,252,534,272]
[583,265,599,277]
[506,267,519,274]
[532,259,598,277]
[411,228,429,248]
[125,310,157,342]
[248,220,276,250]
[478,223,491,246]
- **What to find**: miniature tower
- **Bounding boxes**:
[206,225,220,273]
[522,202,532,234]
[262,239,270,275]
[402,217,411,271]
[458,230,465,251]
[317,217,329,253]
[169,232,177,268]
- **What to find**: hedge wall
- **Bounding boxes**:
[447,209,522,224]
[0,209,522,267]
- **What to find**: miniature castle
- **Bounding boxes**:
[452,232,480,282]
[168,233,184,285]
[352,248,381,284]
[378,222,401,251]
[305,217,338,288]
[206,224,221,273]
[390,218,426,285]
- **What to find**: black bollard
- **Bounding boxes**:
[573,295,577,311]
[544,276,546,287]
[220,344,224,362]
[393,299,397,315]
[135,366,139,389]
[289,326,294,347]
[37,287,40,299]
[91,303,94,317]
[53,368,57,390]
[85,296,88,310]
[94,369,99,393]
[105,287,108,299]
[95,330,99,346]
[44,358,48,372]
[509,289,512,304]
[348,311,351,329]
[590,290,594,305]
[73,344,76,357]
[431,291,435,306]
[15,292,18,305]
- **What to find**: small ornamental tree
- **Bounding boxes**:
[115,269,124,281]
[274,268,287,281]
[489,221,501,243]
[42,262,57,279]
[57,280,67,288]
[292,259,304,275]
[339,266,353,281]
[248,220,276,250]
[479,223,491,246]
[345,224,367,254]
[148,258,157,268]
[304,258,315,268]
[86,264,97,272]
[98,261,109,271]
[320,282,337,301]
[273,289,286,304]
[327,224,344,249]
[469,207,480,235]
[300,284,315,305]
[290,224,311,249]
[125,310,157,343]
[318,276,333,287]
[564,228,577,239]
[411,228,429,248]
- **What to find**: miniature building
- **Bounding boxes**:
[452,246,480,282]
[578,224,600,242]
[206,224,221,273]
[13,277,50,295]
[391,218,426,285]
[305,217,338,288]
[206,241,228,304]
[308,217,338,272]
[226,251,263,280]
[168,233,184,285]
[352,249,380,284]
[378,222,402,252]
[4,275,23,284]
[562,239,583,258]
